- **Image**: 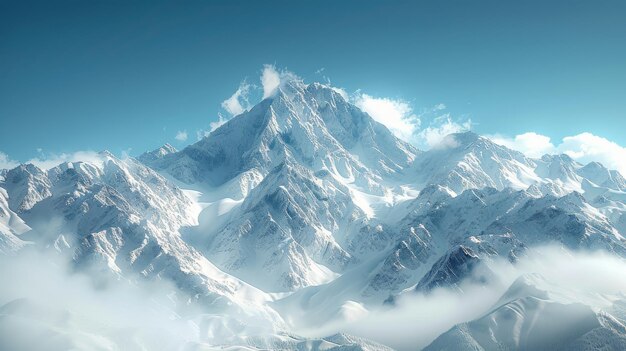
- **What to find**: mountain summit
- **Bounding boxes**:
[145,80,417,192]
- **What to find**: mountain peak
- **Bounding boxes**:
[138,143,178,163]
[9,163,44,174]
[143,78,417,187]
[414,131,539,194]
[160,143,177,153]
[98,150,116,159]
[540,153,574,163]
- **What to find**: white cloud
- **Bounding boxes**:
[221,82,251,116]
[0,249,200,350]
[175,130,188,142]
[120,148,133,160]
[489,132,556,158]
[351,94,470,150]
[433,103,447,111]
[354,94,420,142]
[26,150,103,170]
[1,150,136,171]
[196,129,210,141]
[330,86,349,101]
[210,114,227,132]
[261,64,281,99]
[558,133,626,176]
[488,132,626,176]
[416,115,472,149]
[195,114,229,141]
[0,151,19,170]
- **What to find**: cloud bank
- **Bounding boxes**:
[199,65,292,141]
[488,132,555,158]
[0,249,198,350]
[489,132,626,176]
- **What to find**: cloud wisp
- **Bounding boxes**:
[201,65,291,139]
[175,130,188,142]
[25,150,104,170]
[0,151,19,170]
[415,115,472,149]
[221,81,252,116]
[261,64,282,99]
[172,64,624,177]
[351,92,472,150]
[354,94,420,142]
[204,64,471,151]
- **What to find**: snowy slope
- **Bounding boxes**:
[0,154,281,328]
[424,274,626,351]
[142,79,419,292]
[144,80,417,191]
[0,188,30,254]
[412,132,540,195]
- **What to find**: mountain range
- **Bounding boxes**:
[2,76,626,350]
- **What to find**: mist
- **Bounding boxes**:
[2,245,626,350]
[308,246,626,350]
[0,248,201,351]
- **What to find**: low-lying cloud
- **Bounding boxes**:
[2,219,626,350]
[299,246,626,351]
[0,248,199,351]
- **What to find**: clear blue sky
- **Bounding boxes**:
[1,0,625,161]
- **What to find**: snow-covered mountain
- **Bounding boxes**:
[141,79,419,293]
[2,75,626,350]
[424,274,626,351]
[0,153,285,345]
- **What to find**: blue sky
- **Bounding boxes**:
[1,0,625,172]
